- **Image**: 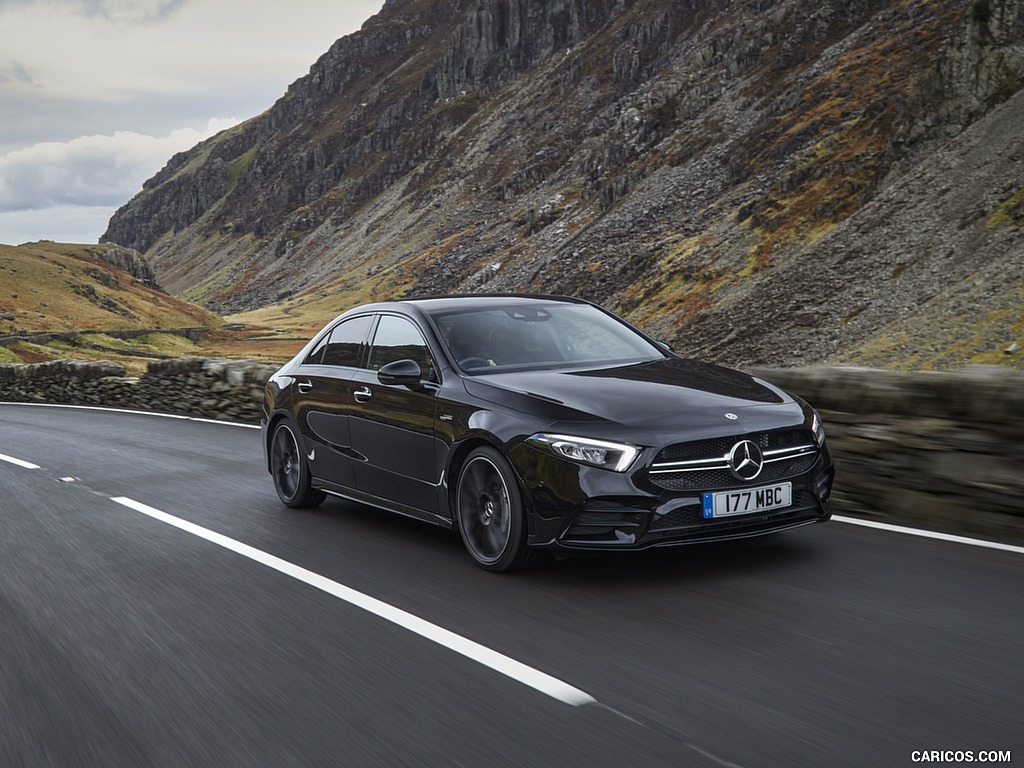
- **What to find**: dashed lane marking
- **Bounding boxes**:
[0,452,41,470]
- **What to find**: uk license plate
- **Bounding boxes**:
[702,482,792,518]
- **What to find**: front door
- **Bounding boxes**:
[348,314,441,514]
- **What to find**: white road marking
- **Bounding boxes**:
[0,452,41,470]
[834,515,1024,555]
[0,402,259,429]
[110,496,597,708]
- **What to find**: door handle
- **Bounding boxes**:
[297,380,313,394]
[353,386,373,403]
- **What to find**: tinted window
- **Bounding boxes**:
[303,334,329,365]
[322,315,373,368]
[369,315,435,380]
[431,303,665,373]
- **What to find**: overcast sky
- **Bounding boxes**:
[0,0,384,245]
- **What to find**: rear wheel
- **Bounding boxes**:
[455,446,534,572]
[270,420,325,508]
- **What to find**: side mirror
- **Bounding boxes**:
[377,358,423,388]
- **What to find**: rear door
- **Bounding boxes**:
[294,314,374,491]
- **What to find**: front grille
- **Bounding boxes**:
[648,429,818,491]
[649,505,703,531]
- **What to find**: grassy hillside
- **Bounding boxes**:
[0,242,319,372]
[0,242,216,371]
[0,242,216,334]
[3,236,1018,374]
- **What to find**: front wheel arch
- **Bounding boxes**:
[446,436,532,516]
[446,437,498,512]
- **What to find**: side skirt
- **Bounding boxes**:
[315,481,454,530]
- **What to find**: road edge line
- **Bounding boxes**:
[833,515,1024,555]
[0,401,259,429]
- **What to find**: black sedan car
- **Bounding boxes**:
[262,295,834,571]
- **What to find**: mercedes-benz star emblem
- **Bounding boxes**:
[727,440,764,481]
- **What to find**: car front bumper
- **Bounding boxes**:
[512,443,835,552]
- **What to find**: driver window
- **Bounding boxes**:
[369,315,436,381]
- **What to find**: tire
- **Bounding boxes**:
[455,446,534,572]
[270,420,325,508]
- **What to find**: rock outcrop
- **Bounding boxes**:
[102,0,1024,369]
[85,244,162,290]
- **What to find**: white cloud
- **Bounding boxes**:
[1,1,385,106]
[0,118,238,244]
[0,118,239,211]
[0,205,113,245]
[0,0,384,244]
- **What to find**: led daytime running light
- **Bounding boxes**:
[812,412,826,446]
[528,433,640,472]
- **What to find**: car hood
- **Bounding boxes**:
[463,358,806,438]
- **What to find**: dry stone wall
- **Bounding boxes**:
[1,359,1021,543]
[751,366,1024,544]
[0,358,277,424]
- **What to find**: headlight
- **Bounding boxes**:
[811,411,826,446]
[526,433,640,472]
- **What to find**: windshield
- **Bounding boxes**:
[429,303,667,374]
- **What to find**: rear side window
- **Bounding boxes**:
[316,315,373,368]
[302,335,329,365]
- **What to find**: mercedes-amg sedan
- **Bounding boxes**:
[262,295,834,571]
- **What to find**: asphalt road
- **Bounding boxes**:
[1,404,1020,768]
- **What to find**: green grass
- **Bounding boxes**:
[136,333,204,355]
[988,187,1024,229]
[228,146,258,192]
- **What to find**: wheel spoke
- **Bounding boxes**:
[458,456,513,564]
[272,427,299,498]
[460,461,487,499]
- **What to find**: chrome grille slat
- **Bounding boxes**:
[764,444,816,458]
[648,430,818,490]
[649,443,816,474]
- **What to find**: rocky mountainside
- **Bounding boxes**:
[102,0,1024,369]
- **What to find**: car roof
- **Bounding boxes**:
[344,294,592,316]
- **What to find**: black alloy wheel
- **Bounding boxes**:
[270,420,325,508]
[455,446,533,572]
